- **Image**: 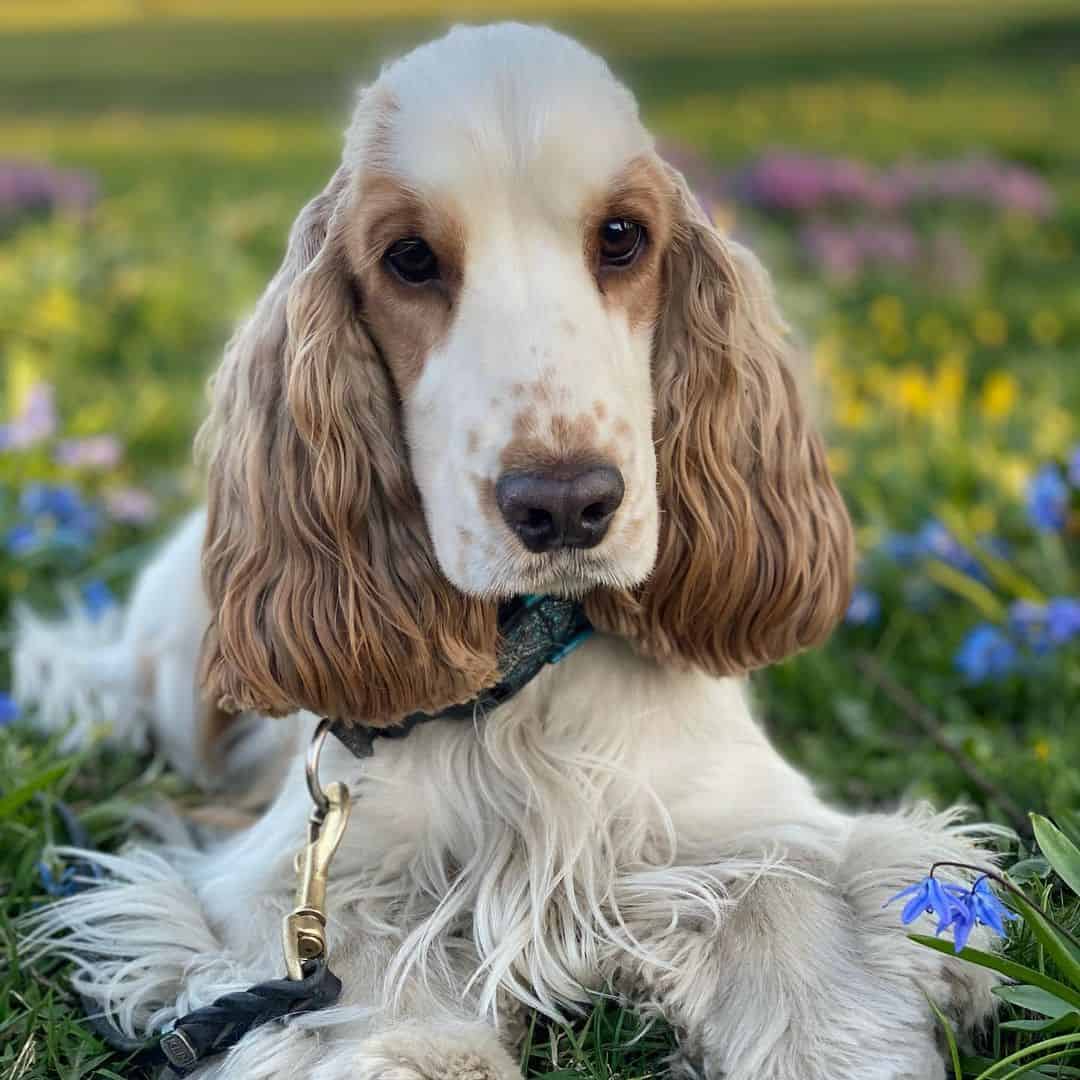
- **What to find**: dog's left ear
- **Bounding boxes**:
[588,165,854,675]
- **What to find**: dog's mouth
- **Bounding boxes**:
[488,546,648,600]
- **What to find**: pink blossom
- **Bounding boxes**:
[104,487,158,524]
[55,434,124,469]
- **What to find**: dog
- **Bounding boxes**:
[17,23,998,1079]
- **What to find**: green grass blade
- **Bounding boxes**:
[926,991,965,1080]
[909,935,1080,1010]
[0,761,71,818]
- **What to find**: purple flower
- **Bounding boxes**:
[1069,445,1080,489]
[104,486,158,525]
[0,692,18,725]
[0,160,98,221]
[846,587,881,626]
[955,625,1017,682]
[81,579,115,620]
[0,382,57,450]
[1027,465,1069,532]
[55,435,123,469]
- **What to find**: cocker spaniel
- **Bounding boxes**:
[18,23,998,1080]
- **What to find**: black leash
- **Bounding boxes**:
[82,959,340,1076]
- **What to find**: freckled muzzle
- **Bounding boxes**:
[495,464,625,552]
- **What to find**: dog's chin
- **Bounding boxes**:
[446,545,653,601]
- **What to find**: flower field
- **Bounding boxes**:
[1,5,1079,1078]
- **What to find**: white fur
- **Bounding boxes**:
[17,24,1000,1080]
[19,513,998,1079]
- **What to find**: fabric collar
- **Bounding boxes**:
[329,594,593,759]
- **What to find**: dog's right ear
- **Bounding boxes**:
[198,166,498,726]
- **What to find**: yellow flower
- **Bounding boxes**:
[1033,739,1051,763]
[932,353,966,418]
[1030,309,1063,347]
[999,457,1032,497]
[836,396,870,431]
[7,345,43,415]
[896,367,933,416]
[979,372,1019,421]
[1033,406,1074,458]
[973,309,1007,348]
[32,286,79,335]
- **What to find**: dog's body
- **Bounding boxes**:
[19,24,997,1079]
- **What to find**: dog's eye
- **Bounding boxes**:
[598,218,644,268]
[384,237,440,285]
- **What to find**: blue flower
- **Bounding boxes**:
[967,877,1019,937]
[0,692,18,726]
[880,532,923,564]
[846,587,881,626]
[917,521,987,581]
[81,579,115,620]
[5,522,39,556]
[886,876,969,933]
[7,483,100,556]
[1047,598,1080,646]
[1070,445,1080,488]
[37,859,81,898]
[1009,598,1080,652]
[955,624,1017,682]
[888,874,1017,953]
[1026,465,1069,532]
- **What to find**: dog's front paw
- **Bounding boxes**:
[354,1022,521,1080]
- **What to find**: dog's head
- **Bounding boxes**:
[199,23,854,725]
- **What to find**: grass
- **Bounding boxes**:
[1,3,1079,1077]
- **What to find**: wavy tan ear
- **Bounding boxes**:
[198,167,498,725]
[587,166,854,675]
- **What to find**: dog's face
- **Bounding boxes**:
[349,77,667,598]
[199,24,854,726]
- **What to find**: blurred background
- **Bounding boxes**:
[1,2,1079,1075]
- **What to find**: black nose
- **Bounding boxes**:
[495,465,625,553]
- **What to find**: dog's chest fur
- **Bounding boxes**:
[193,632,831,1019]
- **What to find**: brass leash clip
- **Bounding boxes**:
[282,719,352,981]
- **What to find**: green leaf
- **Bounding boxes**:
[0,762,71,818]
[909,935,1080,1010]
[1009,857,1052,885]
[995,985,1077,1018]
[1032,815,1080,898]
[1000,1013,1080,1035]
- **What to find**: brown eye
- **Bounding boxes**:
[598,218,644,268]
[385,237,439,285]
